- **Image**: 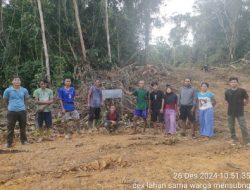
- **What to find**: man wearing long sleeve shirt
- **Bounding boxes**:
[104,105,120,133]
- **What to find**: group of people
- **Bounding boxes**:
[2,75,249,148]
[2,76,103,147]
[130,77,249,147]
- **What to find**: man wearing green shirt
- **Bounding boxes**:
[125,80,149,133]
[33,80,53,130]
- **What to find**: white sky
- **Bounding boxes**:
[151,0,195,44]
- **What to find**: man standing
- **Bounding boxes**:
[149,82,164,131]
[3,76,29,148]
[87,79,102,129]
[225,77,249,146]
[58,78,80,139]
[125,80,149,133]
[178,78,197,138]
[33,80,53,134]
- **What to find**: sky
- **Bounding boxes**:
[151,0,195,44]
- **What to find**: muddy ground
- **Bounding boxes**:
[1,67,250,190]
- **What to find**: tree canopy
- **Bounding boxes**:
[0,0,250,92]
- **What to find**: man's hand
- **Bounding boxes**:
[44,100,52,105]
[62,108,66,113]
[148,108,152,114]
[177,106,180,113]
[38,105,48,112]
[111,121,116,125]
[37,100,51,105]
[75,102,80,108]
[26,98,32,104]
[124,90,132,96]
[160,108,163,113]
[175,107,179,113]
[3,98,8,110]
[191,106,195,113]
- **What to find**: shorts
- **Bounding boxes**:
[179,105,195,123]
[133,109,148,119]
[63,110,80,121]
[89,107,101,121]
[37,112,52,128]
[151,109,163,122]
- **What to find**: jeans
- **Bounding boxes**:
[7,111,28,145]
[228,115,249,144]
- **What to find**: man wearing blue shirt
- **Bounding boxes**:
[58,78,80,139]
[3,76,29,148]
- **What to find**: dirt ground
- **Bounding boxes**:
[1,67,250,190]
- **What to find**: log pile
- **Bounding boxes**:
[0,64,183,136]
[75,64,181,124]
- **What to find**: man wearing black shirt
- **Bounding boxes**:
[149,82,164,131]
[225,77,249,145]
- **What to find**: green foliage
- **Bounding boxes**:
[168,0,250,65]
[2,0,249,93]
[0,0,163,91]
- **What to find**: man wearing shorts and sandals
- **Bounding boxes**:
[178,78,197,138]
[125,80,149,133]
[58,78,80,139]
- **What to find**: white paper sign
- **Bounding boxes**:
[102,89,123,100]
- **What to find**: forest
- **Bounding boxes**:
[0,0,250,92]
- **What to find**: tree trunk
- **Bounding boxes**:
[72,0,87,62]
[215,0,241,61]
[117,30,120,64]
[143,10,151,64]
[104,0,112,63]
[37,0,51,83]
[173,46,176,65]
[0,0,3,34]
